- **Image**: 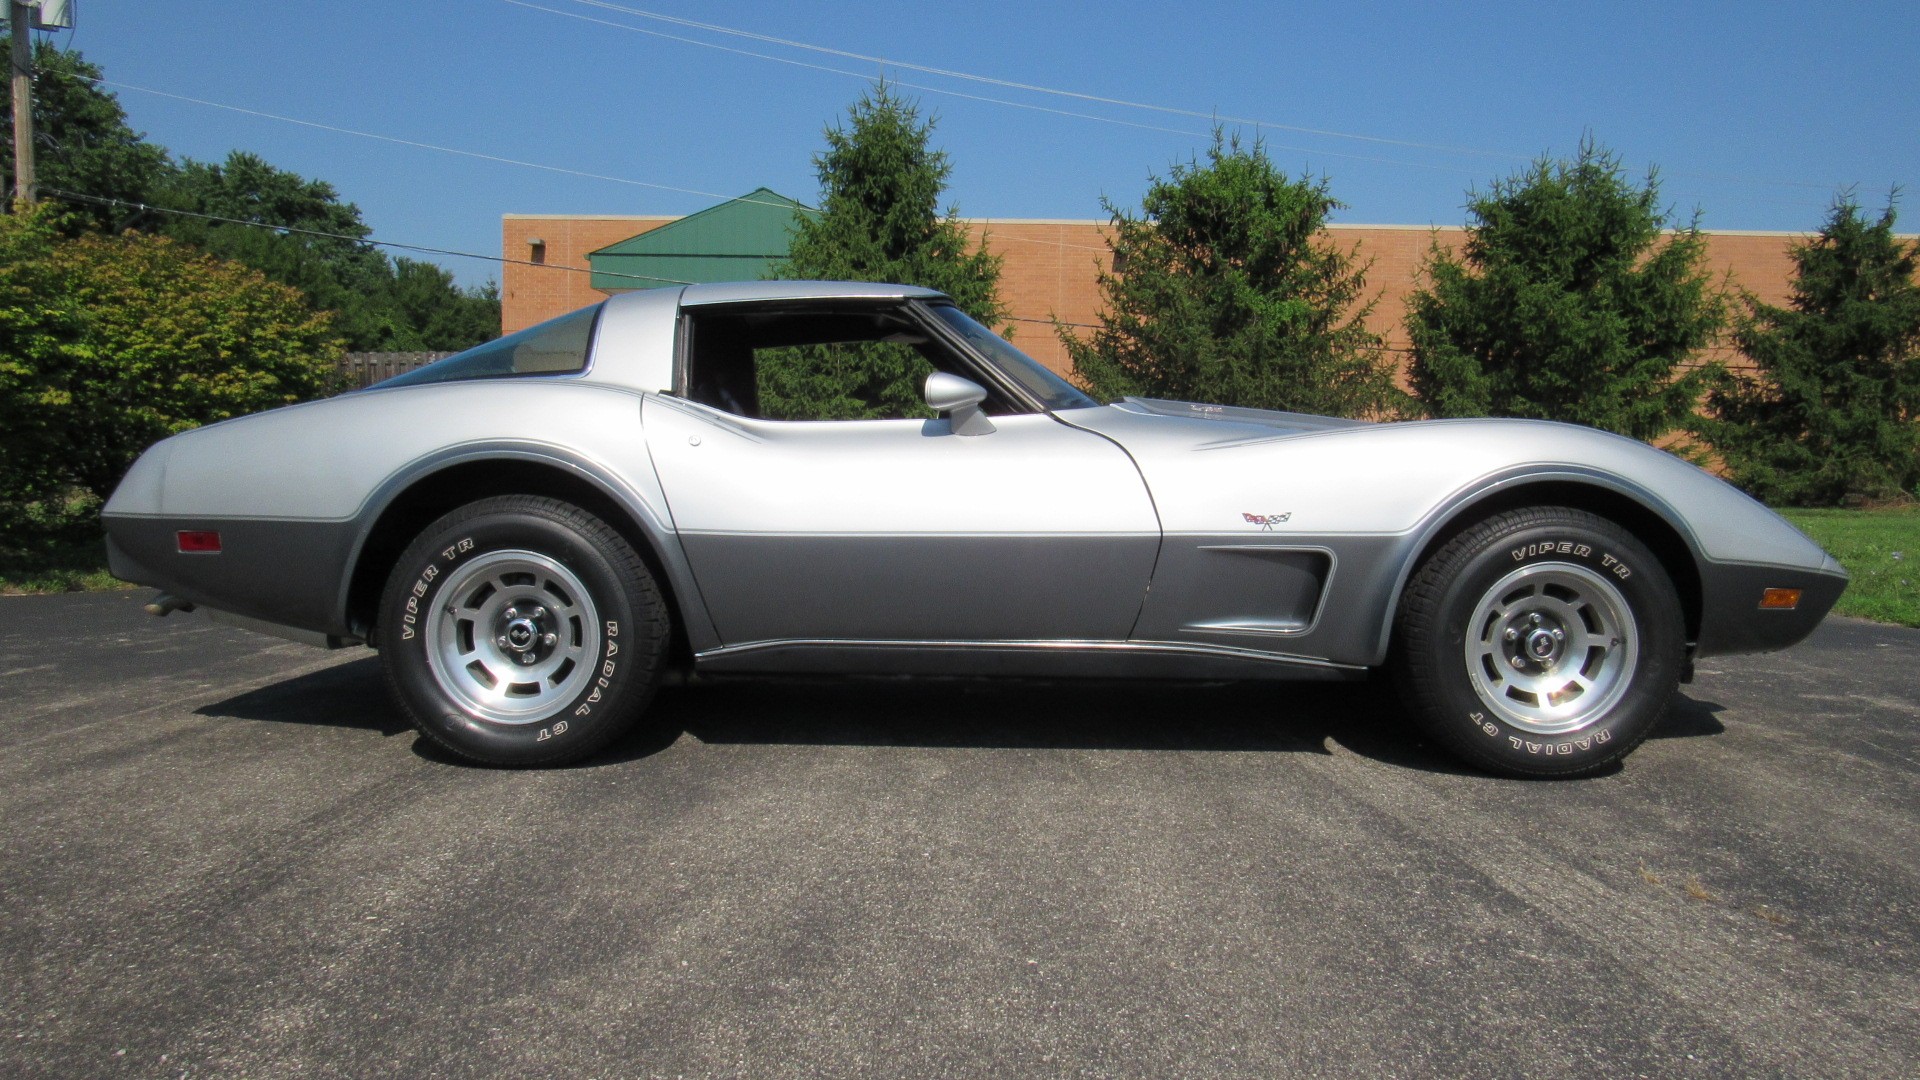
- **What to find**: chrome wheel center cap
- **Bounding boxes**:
[505,618,538,650]
[1526,627,1559,662]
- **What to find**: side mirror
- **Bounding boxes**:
[924,372,995,436]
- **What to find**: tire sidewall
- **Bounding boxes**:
[380,507,644,763]
[1422,518,1682,773]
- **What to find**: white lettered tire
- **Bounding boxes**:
[377,495,668,766]
[1392,506,1685,778]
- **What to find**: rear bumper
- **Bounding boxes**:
[1694,558,1849,658]
[101,513,359,638]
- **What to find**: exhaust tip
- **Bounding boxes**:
[143,593,196,617]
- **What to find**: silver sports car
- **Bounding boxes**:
[103,281,1847,777]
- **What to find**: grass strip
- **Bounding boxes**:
[1777,506,1919,628]
[0,539,127,595]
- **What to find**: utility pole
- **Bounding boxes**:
[8,0,33,208]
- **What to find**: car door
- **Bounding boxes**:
[640,300,1160,648]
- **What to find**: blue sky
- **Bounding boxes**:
[43,1,1920,288]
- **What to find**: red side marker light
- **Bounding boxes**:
[1758,588,1801,610]
[177,530,222,554]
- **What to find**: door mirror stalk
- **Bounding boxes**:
[924,373,995,436]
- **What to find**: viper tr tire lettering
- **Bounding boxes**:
[1390,506,1684,779]
[375,495,668,767]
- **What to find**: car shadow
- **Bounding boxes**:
[637,678,1728,776]
[195,659,1729,776]
[1648,693,1727,740]
[195,656,411,736]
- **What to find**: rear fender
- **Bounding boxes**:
[340,441,717,654]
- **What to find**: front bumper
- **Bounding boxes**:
[1693,557,1850,658]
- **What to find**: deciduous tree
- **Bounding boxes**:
[0,207,90,538]
[0,36,170,226]
[1,206,343,547]
[156,152,499,352]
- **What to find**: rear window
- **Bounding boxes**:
[376,303,601,389]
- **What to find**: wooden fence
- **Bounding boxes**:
[337,352,457,389]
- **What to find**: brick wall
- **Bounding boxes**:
[959,220,1114,372]
[503,213,1819,378]
[501,215,676,335]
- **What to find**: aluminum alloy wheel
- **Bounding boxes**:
[1464,561,1638,735]
[425,550,601,725]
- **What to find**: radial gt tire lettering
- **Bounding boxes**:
[1391,506,1684,778]
[376,495,668,766]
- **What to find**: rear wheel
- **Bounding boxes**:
[377,495,668,766]
[1392,506,1684,778]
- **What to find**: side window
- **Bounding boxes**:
[377,303,600,389]
[682,305,1018,422]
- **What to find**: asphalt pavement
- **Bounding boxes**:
[3,590,1918,1078]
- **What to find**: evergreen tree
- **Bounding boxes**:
[1699,196,1920,504]
[1406,139,1723,440]
[764,82,1006,420]
[1062,132,1404,419]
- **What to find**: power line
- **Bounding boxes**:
[542,0,1526,162]
[43,189,1121,330]
[517,0,1845,196]
[501,0,1485,179]
[38,188,1110,299]
[88,77,775,202]
[504,0,1203,147]
[47,187,1113,332]
[37,187,698,286]
[1009,314,1094,330]
[502,0,1221,143]
[83,75,1119,255]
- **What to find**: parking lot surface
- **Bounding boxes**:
[4,590,1918,1078]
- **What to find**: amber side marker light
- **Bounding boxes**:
[176,530,222,554]
[1758,588,1802,610]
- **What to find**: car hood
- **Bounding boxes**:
[1054,399,1838,575]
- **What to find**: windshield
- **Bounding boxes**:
[922,303,1097,411]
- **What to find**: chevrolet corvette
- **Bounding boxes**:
[102,282,1847,776]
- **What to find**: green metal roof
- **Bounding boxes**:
[587,188,815,291]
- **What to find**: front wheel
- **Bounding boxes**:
[1391,506,1684,778]
[377,495,668,766]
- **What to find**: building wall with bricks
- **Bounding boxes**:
[504,212,1812,379]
